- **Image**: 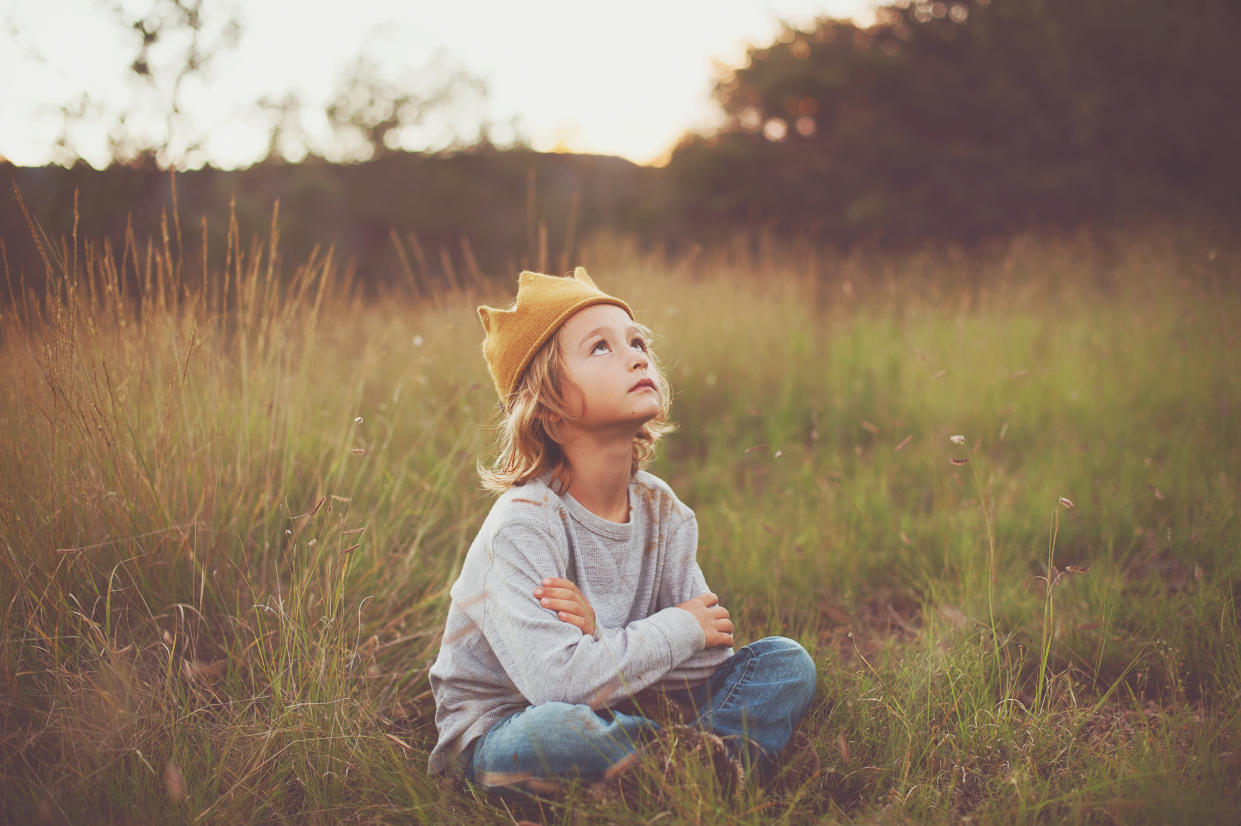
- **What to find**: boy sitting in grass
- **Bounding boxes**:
[427,268,817,795]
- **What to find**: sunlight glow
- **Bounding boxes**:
[0,0,874,168]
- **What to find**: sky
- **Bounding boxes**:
[0,0,874,169]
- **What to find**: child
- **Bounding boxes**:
[427,267,816,792]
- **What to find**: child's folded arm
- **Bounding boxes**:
[481,524,706,706]
[655,513,735,678]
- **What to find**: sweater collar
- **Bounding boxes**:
[560,481,635,541]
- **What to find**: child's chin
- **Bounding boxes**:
[630,399,661,416]
[613,411,654,429]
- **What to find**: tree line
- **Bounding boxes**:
[666,0,1241,242]
[3,0,1238,292]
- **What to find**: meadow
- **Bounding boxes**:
[1,202,1238,824]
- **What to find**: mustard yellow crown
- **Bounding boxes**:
[479,267,632,405]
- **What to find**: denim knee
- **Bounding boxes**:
[470,701,657,786]
[509,701,651,750]
[520,700,598,729]
[748,636,817,713]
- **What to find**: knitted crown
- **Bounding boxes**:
[479,267,632,406]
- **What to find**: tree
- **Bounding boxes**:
[321,44,489,163]
[668,0,1241,243]
[58,0,243,168]
[9,2,491,169]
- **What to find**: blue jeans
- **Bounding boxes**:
[467,636,816,789]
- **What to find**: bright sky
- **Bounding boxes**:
[0,0,874,168]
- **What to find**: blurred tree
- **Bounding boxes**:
[322,44,489,162]
[257,91,313,164]
[668,0,1241,243]
[18,2,492,169]
[54,0,243,168]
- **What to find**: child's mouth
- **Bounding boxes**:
[630,379,656,392]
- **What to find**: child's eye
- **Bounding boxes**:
[590,340,610,355]
[631,337,647,351]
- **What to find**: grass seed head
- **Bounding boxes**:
[164,760,185,803]
[181,658,226,684]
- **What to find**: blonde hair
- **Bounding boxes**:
[479,323,675,493]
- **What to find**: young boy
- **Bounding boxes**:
[427,267,816,792]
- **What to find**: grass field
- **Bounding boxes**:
[1,208,1238,824]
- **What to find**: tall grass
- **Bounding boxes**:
[1,197,1238,824]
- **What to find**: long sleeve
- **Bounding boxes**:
[479,523,705,707]
[655,513,734,682]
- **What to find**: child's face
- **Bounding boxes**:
[555,304,662,431]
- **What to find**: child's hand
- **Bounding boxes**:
[677,593,734,648]
[534,577,596,636]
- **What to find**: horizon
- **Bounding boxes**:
[0,0,874,171]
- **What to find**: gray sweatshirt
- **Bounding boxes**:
[427,470,732,774]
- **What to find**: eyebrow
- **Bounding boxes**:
[578,324,642,347]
